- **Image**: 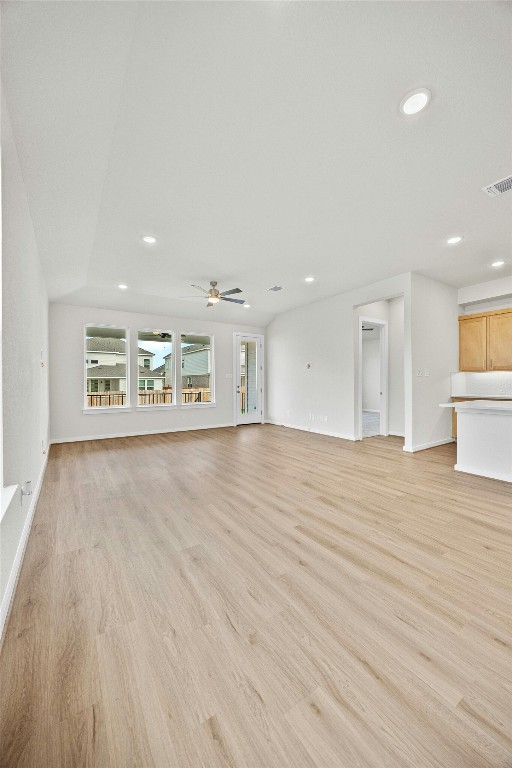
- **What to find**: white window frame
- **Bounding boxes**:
[180,333,215,408]
[83,324,131,414]
[136,329,176,410]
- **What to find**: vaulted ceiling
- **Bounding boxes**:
[2,1,511,325]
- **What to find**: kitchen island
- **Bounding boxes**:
[440,400,512,482]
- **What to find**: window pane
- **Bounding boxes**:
[85,326,127,408]
[240,340,258,415]
[137,331,173,405]
[181,334,213,404]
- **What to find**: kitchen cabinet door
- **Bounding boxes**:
[459,316,487,372]
[488,312,512,371]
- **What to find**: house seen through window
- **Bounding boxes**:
[137,331,174,405]
[181,334,213,404]
[85,326,128,408]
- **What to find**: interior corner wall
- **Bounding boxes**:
[408,273,458,452]
[266,273,411,441]
[1,95,49,627]
[49,303,264,443]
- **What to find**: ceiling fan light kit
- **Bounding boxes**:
[185,280,246,308]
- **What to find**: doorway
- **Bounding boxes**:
[359,316,388,439]
[234,334,264,425]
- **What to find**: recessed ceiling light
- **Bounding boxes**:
[447,236,463,245]
[491,260,505,268]
[305,276,315,282]
[244,304,251,308]
[141,235,157,244]
[118,284,128,290]
[400,88,431,115]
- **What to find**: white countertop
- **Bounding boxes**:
[450,395,512,400]
[440,400,512,412]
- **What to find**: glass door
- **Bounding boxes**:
[235,334,263,425]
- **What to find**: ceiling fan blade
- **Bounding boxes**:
[220,288,242,296]
[191,284,209,294]
[220,296,245,304]
[206,301,214,307]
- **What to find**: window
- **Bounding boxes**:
[137,330,174,405]
[85,326,128,408]
[181,334,213,404]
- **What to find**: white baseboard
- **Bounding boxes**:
[388,431,405,438]
[50,422,236,445]
[403,437,455,453]
[362,409,380,413]
[455,464,512,483]
[0,451,49,642]
[266,420,355,442]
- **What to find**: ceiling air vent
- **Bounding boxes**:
[267,285,283,292]
[482,175,512,197]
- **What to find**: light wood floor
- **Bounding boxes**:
[1,425,512,768]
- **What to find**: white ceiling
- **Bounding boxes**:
[2,1,511,326]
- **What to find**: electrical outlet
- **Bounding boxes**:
[424,369,430,377]
[417,369,423,377]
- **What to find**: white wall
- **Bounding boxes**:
[458,276,512,308]
[388,296,405,436]
[49,303,264,442]
[266,272,456,451]
[409,273,458,451]
[1,96,49,634]
[460,296,512,315]
[362,338,380,411]
[266,273,412,441]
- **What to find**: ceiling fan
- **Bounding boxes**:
[181,280,245,307]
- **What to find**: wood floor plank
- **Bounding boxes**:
[1,425,512,767]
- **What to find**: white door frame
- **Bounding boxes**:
[233,333,264,425]
[357,316,388,440]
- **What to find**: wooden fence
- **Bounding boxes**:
[87,392,127,407]
[86,389,212,408]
